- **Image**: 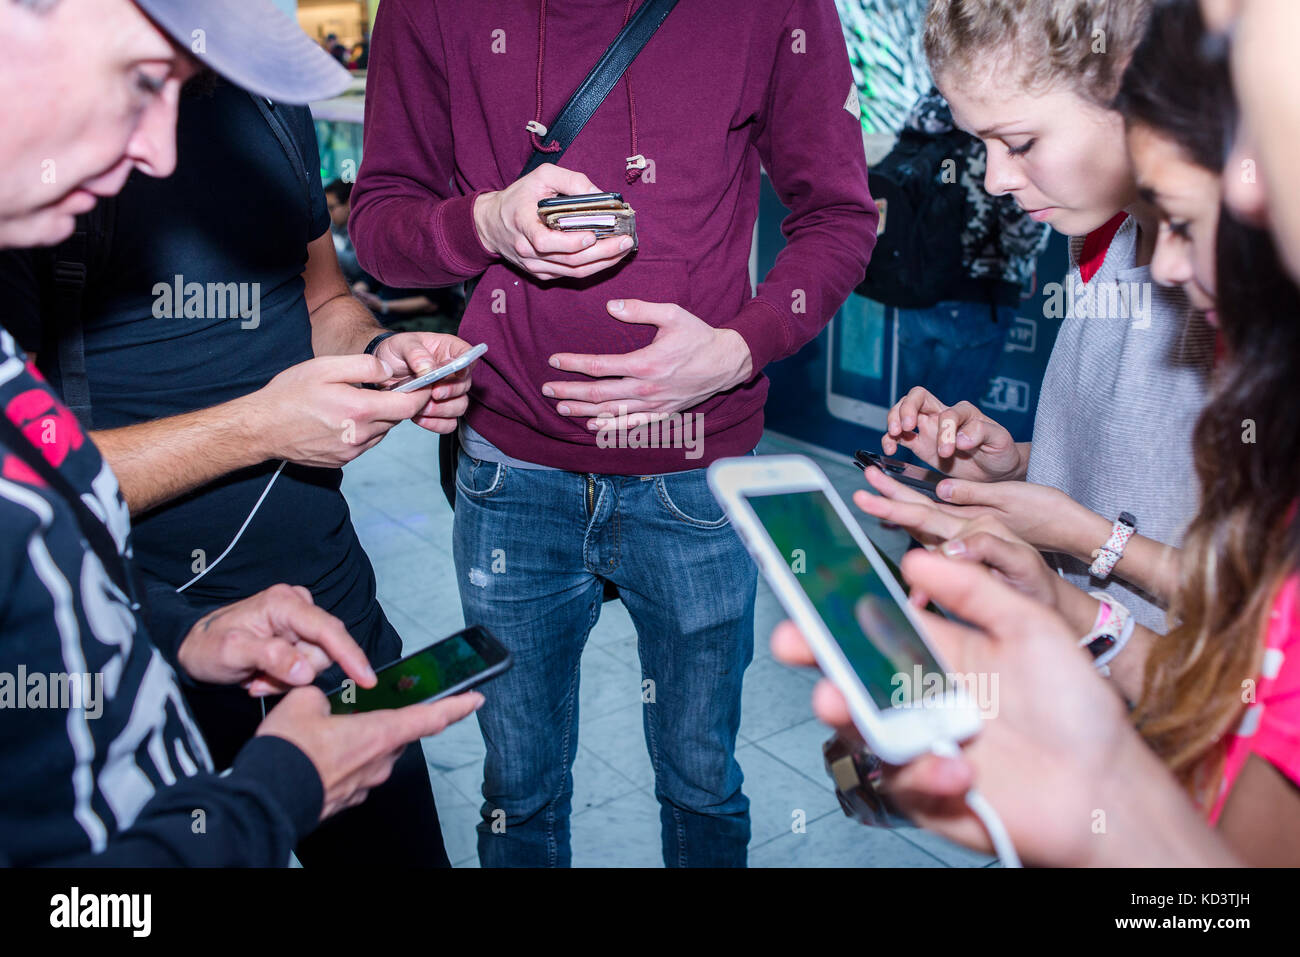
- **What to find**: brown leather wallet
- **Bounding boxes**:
[538,193,638,248]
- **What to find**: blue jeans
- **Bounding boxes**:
[452,451,757,867]
[896,301,1015,404]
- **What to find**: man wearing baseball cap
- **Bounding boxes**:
[0,0,481,866]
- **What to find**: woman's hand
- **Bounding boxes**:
[770,551,1224,866]
[883,387,1026,481]
[854,468,1065,611]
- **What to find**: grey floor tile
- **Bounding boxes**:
[569,747,643,816]
[373,422,444,481]
[429,771,481,866]
[376,568,466,639]
[736,743,841,847]
[750,716,838,788]
[439,741,641,824]
[597,632,639,670]
[570,790,665,868]
[895,825,997,868]
[576,644,644,721]
[580,702,655,789]
[420,710,486,775]
[738,656,821,745]
[750,808,948,867]
[369,545,459,607]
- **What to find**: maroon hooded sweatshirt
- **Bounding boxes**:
[350,0,876,473]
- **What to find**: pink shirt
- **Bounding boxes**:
[1209,574,1300,823]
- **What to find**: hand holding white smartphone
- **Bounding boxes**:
[389,342,488,393]
[708,454,982,764]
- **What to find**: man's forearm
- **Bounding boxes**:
[92,394,268,515]
[310,289,386,357]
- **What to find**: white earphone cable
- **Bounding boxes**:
[174,460,287,594]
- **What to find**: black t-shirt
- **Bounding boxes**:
[3,80,378,649]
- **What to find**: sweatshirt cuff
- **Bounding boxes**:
[720,298,792,374]
[434,190,499,277]
[141,580,210,686]
[231,736,324,842]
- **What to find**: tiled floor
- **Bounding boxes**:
[340,423,993,867]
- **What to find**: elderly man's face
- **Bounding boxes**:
[0,0,196,249]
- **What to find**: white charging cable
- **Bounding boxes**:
[174,460,287,594]
[929,739,1023,868]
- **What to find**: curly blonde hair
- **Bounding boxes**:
[924,0,1154,106]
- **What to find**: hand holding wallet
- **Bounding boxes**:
[538,191,638,249]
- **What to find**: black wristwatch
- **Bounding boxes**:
[360,332,398,390]
[364,331,396,356]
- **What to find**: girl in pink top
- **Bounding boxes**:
[1210,576,1300,823]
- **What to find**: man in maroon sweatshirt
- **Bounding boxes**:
[351,0,875,866]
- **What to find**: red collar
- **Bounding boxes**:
[1078,212,1129,284]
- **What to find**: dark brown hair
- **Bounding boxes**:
[1116,0,1300,802]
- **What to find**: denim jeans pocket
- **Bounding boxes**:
[455,453,507,500]
[652,469,729,528]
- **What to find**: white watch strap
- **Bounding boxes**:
[1089,514,1136,579]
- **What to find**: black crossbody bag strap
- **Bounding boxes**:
[0,412,132,596]
[443,0,678,509]
[521,0,678,175]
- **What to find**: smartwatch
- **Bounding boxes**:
[1089,511,1137,580]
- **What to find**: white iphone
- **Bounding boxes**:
[708,454,982,764]
[389,342,488,393]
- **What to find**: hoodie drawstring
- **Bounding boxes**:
[528,0,645,184]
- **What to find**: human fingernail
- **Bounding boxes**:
[608,299,624,312]
[619,237,632,251]
[942,539,966,557]
[542,385,555,397]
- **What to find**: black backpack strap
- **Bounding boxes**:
[250,94,313,210]
[50,219,96,429]
[47,198,117,431]
[520,0,679,176]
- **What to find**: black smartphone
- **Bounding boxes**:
[327,625,512,715]
[854,450,951,502]
[537,191,624,209]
